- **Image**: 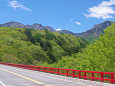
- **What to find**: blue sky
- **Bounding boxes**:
[0,0,115,33]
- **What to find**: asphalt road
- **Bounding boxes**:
[0,64,114,86]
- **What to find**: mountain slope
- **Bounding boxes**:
[0,27,87,64]
[75,21,112,43]
[0,21,112,43]
[0,21,55,32]
[48,23,115,72]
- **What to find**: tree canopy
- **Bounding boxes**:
[0,27,87,65]
[52,23,115,72]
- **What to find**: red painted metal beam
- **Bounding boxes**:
[0,62,115,84]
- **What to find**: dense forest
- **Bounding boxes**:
[0,27,87,65]
[0,23,114,72]
[45,23,115,72]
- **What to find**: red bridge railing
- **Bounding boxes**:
[0,63,115,84]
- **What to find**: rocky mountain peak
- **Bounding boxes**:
[0,21,112,43]
[0,21,24,28]
[79,21,111,38]
[0,21,54,31]
[74,21,112,42]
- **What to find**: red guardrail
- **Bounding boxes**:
[0,63,115,84]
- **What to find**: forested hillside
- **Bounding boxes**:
[0,23,114,72]
[0,21,111,44]
[49,23,115,72]
[77,21,111,43]
[0,27,87,65]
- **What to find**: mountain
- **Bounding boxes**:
[55,29,75,35]
[0,21,112,42]
[53,23,115,72]
[48,21,112,40]
[0,26,87,64]
[0,21,55,32]
[75,21,112,42]
[0,21,75,34]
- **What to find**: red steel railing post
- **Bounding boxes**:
[111,74,114,84]
[101,73,104,82]
[57,68,59,75]
[84,72,86,80]
[79,71,81,79]
[66,70,68,77]
[0,62,115,84]
[72,71,75,78]
[92,72,94,81]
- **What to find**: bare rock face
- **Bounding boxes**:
[54,21,112,39]
[75,21,112,38]
[0,21,25,28]
[0,21,55,32]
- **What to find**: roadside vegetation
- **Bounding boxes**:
[45,23,115,72]
[0,23,114,72]
[0,27,87,64]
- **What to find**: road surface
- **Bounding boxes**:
[0,64,114,86]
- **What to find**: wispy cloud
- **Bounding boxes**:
[85,0,115,19]
[8,0,31,12]
[55,28,62,31]
[74,22,81,25]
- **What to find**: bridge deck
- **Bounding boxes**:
[0,65,114,86]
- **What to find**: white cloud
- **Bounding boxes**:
[55,28,62,31]
[74,22,81,25]
[85,0,115,19]
[8,0,31,11]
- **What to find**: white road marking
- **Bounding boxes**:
[0,68,51,86]
[15,67,75,82]
[0,81,6,86]
[12,67,115,86]
[0,65,114,86]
